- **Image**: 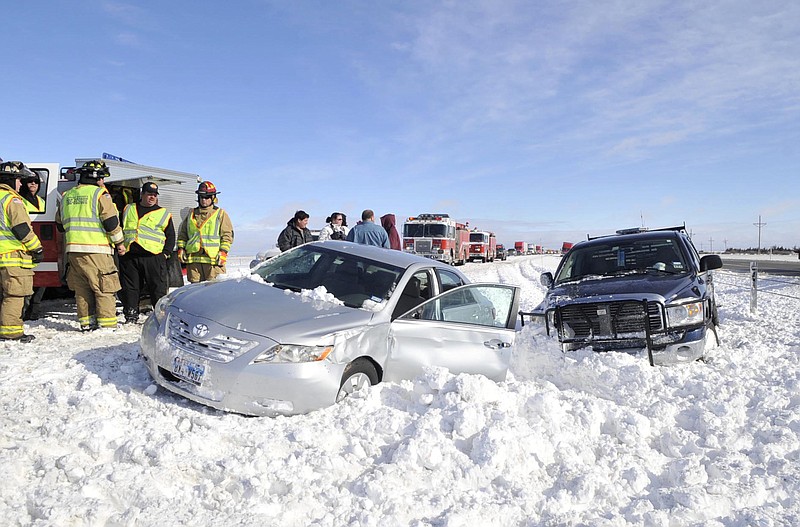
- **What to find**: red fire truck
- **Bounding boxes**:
[561,241,574,254]
[25,156,199,302]
[514,241,525,255]
[468,230,497,263]
[402,213,470,265]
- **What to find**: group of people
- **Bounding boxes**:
[2,158,406,342]
[0,159,234,343]
[278,209,401,251]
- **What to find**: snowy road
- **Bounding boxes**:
[2,255,799,526]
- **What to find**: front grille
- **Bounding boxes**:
[167,314,255,362]
[558,301,664,340]
[415,239,432,254]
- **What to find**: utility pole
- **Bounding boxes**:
[754,215,766,254]
[724,238,728,251]
[709,237,713,253]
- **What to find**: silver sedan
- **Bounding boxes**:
[140,241,520,416]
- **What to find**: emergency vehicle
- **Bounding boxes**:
[514,241,525,255]
[26,156,200,299]
[468,229,497,263]
[402,213,470,265]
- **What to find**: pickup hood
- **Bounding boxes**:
[544,273,702,307]
[166,278,375,342]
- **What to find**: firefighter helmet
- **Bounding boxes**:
[76,160,110,180]
[195,181,219,197]
[0,161,34,185]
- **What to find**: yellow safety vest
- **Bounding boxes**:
[61,185,114,251]
[0,189,40,268]
[24,195,45,214]
[122,205,171,254]
[185,208,222,262]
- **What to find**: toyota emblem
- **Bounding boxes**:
[192,323,209,338]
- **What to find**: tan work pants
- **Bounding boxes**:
[186,262,226,283]
[66,253,121,329]
[0,266,33,339]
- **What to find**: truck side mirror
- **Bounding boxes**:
[540,272,554,288]
[700,254,723,272]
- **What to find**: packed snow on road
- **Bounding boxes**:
[2,254,799,526]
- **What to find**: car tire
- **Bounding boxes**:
[336,359,379,403]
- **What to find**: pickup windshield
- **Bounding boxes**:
[556,237,688,284]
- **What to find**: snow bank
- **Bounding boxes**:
[1,255,799,525]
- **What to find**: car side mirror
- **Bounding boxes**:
[540,272,554,288]
[700,254,723,272]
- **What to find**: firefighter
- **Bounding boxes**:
[177,181,233,283]
[18,170,46,320]
[20,171,46,213]
[0,161,44,342]
[119,182,175,323]
[56,160,127,331]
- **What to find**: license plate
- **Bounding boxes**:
[172,355,206,385]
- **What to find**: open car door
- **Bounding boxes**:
[385,283,520,383]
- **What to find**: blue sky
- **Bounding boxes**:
[4,1,799,255]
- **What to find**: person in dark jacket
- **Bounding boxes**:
[278,210,312,251]
[381,213,402,250]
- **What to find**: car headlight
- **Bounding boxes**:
[666,301,704,328]
[253,344,333,364]
[153,294,174,324]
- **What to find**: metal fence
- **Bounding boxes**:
[713,262,800,314]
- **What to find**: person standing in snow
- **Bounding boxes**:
[0,162,44,342]
[17,171,46,321]
[318,212,349,242]
[346,209,390,248]
[278,210,313,251]
[380,213,401,250]
[177,181,234,283]
[56,160,126,331]
[118,182,175,323]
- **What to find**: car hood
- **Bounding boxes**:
[168,278,375,341]
[545,273,700,306]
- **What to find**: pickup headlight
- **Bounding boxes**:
[666,301,704,328]
[253,344,333,364]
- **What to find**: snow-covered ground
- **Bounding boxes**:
[2,255,800,526]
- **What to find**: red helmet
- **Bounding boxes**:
[196,181,219,197]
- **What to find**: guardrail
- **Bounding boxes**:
[713,262,800,314]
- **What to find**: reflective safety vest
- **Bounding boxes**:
[185,208,222,261]
[24,195,45,214]
[0,189,40,268]
[61,185,114,252]
[122,205,171,254]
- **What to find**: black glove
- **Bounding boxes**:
[31,248,44,264]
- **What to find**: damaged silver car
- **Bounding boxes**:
[140,241,520,416]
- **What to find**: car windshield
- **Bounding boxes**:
[469,233,488,243]
[252,245,404,308]
[555,237,688,284]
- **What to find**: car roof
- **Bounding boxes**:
[310,240,456,270]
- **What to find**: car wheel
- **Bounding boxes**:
[336,359,379,403]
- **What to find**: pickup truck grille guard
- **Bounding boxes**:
[552,299,664,366]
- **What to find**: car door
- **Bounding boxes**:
[384,283,520,383]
